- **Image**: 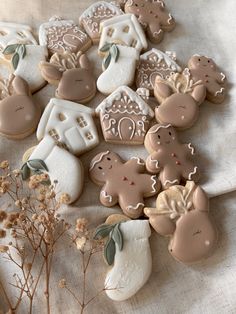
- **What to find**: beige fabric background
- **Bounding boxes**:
[0,0,236,313]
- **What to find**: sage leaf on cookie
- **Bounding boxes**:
[12,53,20,70]
[26,159,49,172]
[2,44,18,55]
[100,43,112,53]
[111,223,123,251]
[94,224,114,239]
[103,53,112,70]
[110,44,119,62]
[104,235,116,265]
[21,164,30,180]
[17,45,26,59]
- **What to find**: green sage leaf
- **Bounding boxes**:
[94,224,114,240]
[26,159,48,172]
[21,164,30,181]
[17,44,26,59]
[99,43,112,53]
[103,53,112,70]
[110,44,119,63]
[2,44,18,55]
[12,52,20,70]
[104,236,116,265]
[112,223,123,251]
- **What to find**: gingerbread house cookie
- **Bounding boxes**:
[39,16,91,55]
[95,86,154,144]
[79,1,123,43]
[36,98,99,156]
[99,14,147,54]
[136,49,182,93]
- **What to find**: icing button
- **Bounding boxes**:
[171,153,176,157]
[176,161,181,165]
[122,176,128,181]
[129,181,135,185]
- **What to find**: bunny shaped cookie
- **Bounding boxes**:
[0,75,41,139]
[39,51,96,104]
[144,181,217,264]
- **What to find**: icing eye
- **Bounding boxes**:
[107,157,111,161]
[208,60,210,63]
[98,166,103,170]
[169,132,172,136]
[158,135,161,139]
[198,58,201,62]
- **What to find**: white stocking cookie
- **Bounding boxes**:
[79,1,123,43]
[0,76,41,139]
[145,181,217,264]
[99,14,147,54]
[39,16,91,56]
[94,219,152,301]
[36,98,99,156]
[96,86,154,144]
[97,44,139,95]
[28,135,84,204]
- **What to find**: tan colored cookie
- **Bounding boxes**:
[22,146,37,163]
[145,123,199,189]
[39,51,96,104]
[105,214,130,225]
[79,1,123,43]
[154,69,206,129]
[125,0,175,43]
[188,55,227,104]
[89,151,160,219]
[144,181,217,264]
[0,76,41,139]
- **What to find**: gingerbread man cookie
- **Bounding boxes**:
[154,69,206,129]
[0,76,41,139]
[39,51,96,103]
[89,151,160,218]
[144,181,217,264]
[145,124,199,189]
[124,0,175,44]
[188,55,227,104]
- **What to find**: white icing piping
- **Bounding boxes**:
[79,1,122,21]
[148,124,172,134]
[101,190,113,203]
[188,143,195,155]
[150,157,159,168]
[167,14,173,24]
[188,167,198,180]
[131,157,145,165]
[151,175,157,193]
[220,72,226,82]
[89,151,110,170]
[215,87,225,96]
[127,203,144,211]
[163,179,179,187]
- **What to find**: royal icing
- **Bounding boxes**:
[96,86,154,144]
[145,123,199,189]
[36,98,99,156]
[89,151,160,218]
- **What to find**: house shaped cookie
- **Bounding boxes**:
[39,16,91,55]
[99,14,147,54]
[79,1,123,43]
[96,86,154,144]
[136,49,182,93]
[37,98,99,156]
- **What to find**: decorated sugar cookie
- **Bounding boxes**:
[89,151,160,218]
[0,22,37,51]
[36,98,99,156]
[144,181,217,264]
[154,69,206,129]
[145,124,199,189]
[96,86,154,144]
[95,217,152,301]
[39,16,91,55]
[124,0,175,43]
[188,55,227,104]
[99,14,147,54]
[79,1,123,43]
[136,49,182,93]
[39,51,96,103]
[0,76,41,139]
[1,44,48,93]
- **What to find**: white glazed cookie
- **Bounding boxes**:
[99,14,147,54]
[0,22,37,52]
[29,135,84,204]
[36,98,99,156]
[1,45,48,93]
[96,85,154,144]
[39,16,92,55]
[79,1,123,43]
[136,49,182,93]
[97,44,139,95]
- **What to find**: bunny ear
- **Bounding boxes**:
[39,61,62,84]
[79,54,91,71]
[12,76,30,96]
[191,84,206,105]
[192,186,209,212]
[154,81,173,100]
[144,208,176,236]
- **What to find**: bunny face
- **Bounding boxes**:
[0,76,40,139]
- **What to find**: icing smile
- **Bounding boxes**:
[15,106,24,112]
